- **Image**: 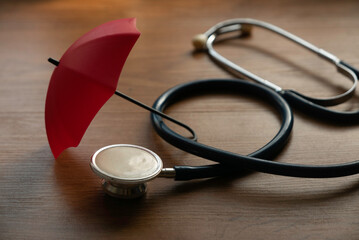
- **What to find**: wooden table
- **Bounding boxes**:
[1,0,359,239]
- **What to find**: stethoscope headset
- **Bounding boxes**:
[91,19,359,198]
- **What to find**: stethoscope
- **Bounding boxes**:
[90,19,359,199]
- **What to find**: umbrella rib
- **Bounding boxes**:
[114,90,198,141]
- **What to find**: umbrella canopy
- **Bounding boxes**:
[45,18,140,158]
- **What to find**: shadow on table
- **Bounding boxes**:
[53,150,156,230]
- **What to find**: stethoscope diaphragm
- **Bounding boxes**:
[90,144,163,198]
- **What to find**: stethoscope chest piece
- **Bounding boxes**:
[90,144,163,199]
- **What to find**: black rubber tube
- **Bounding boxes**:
[279,61,359,123]
[279,61,359,108]
[341,61,359,79]
[151,79,359,179]
[281,90,359,123]
[151,79,293,180]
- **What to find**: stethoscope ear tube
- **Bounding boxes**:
[200,18,359,111]
[279,59,359,122]
[340,61,359,79]
[282,90,359,123]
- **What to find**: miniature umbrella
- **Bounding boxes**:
[45,18,195,158]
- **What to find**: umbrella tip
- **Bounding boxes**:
[48,58,59,66]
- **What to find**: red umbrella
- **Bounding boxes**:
[45,18,195,158]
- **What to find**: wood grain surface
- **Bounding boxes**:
[1,0,359,239]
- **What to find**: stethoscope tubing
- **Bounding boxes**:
[282,89,359,123]
[152,79,293,180]
[151,79,359,179]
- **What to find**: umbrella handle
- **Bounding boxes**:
[47,58,197,141]
[114,90,197,141]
